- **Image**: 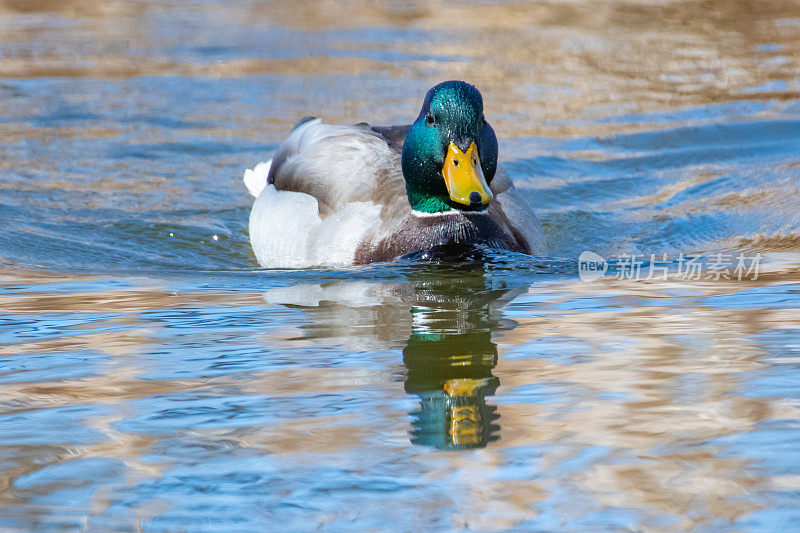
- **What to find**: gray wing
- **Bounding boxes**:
[265,118,405,216]
[370,124,410,153]
[267,116,316,186]
[489,165,548,256]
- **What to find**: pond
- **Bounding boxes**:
[1,0,799,530]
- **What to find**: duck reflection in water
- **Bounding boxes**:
[404,326,500,450]
[263,262,523,450]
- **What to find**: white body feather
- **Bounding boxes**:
[243,160,271,198]
[249,185,382,268]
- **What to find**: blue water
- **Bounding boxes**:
[1,1,800,530]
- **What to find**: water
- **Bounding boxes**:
[2,0,800,530]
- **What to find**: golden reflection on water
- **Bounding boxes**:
[256,264,799,528]
[3,0,800,137]
[0,263,799,527]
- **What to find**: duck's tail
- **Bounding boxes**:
[243,160,272,198]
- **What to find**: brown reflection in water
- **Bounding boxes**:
[2,1,799,137]
[0,274,271,522]
[0,286,265,314]
[493,276,800,528]
[261,269,800,527]
[0,268,798,527]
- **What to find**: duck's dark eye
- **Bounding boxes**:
[425,113,435,126]
[453,159,459,166]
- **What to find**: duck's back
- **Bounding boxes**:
[268,118,407,216]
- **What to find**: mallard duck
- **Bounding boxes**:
[244,80,546,267]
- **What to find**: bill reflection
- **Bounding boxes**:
[404,327,499,450]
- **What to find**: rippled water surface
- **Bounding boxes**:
[2,1,800,530]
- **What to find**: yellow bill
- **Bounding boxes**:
[442,142,493,208]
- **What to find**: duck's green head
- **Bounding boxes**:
[401,81,498,213]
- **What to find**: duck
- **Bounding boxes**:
[244,80,546,268]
